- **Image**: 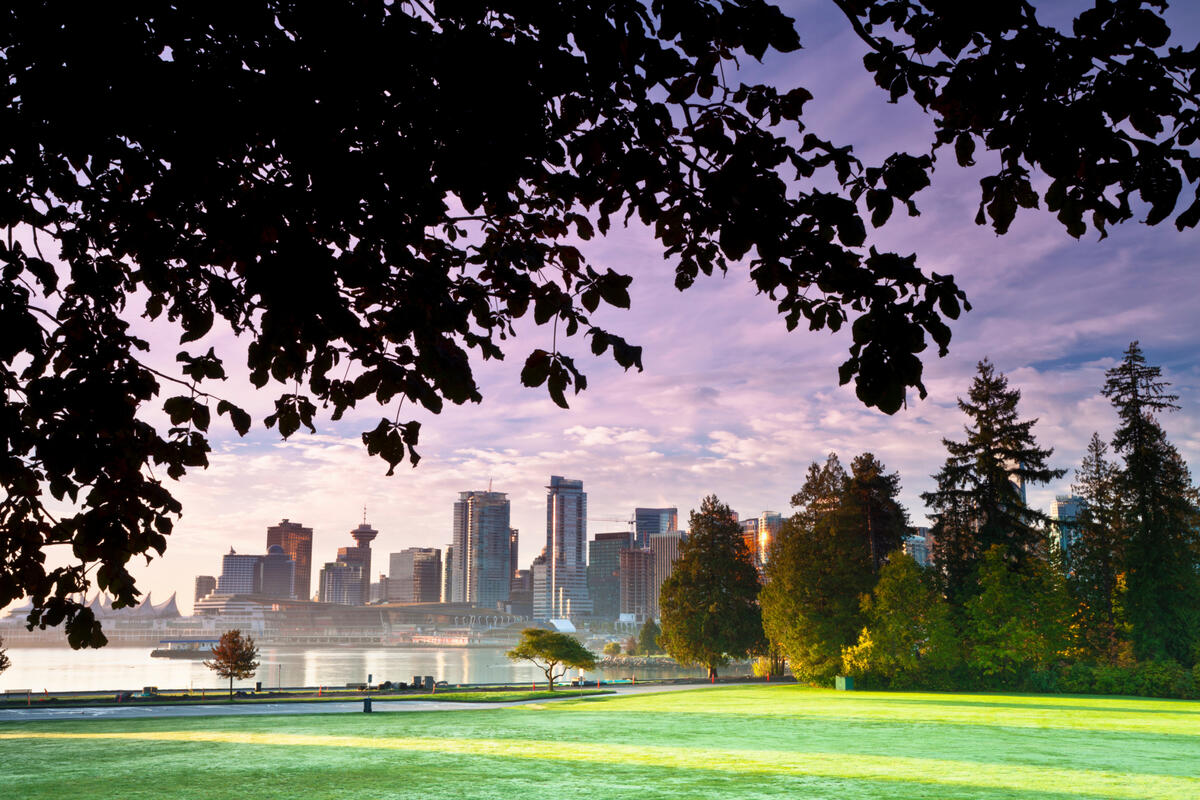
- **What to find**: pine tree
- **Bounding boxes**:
[922,359,1065,603]
[658,496,764,680]
[1102,342,1200,664]
[762,452,908,681]
[1068,432,1127,661]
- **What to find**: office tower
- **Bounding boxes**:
[389,547,442,602]
[1050,495,1085,566]
[266,519,314,603]
[619,548,654,623]
[740,518,759,563]
[451,491,512,608]
[442,544,454,603]
[193,575,217,604]
[757,512,782,566]
[336,520,378,605]
[509,528,520,586]
[260,545,296,599]
[217,548,263,594]
[318,561,363,605]
[903,526,934,567]
[649,531,686,619]
[546,475,591,618]
[634,507,678,548]
[588,531,633,620]
[511,569,532,593]
[531,550,549,620]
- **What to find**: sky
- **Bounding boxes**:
[13,2,1200,614]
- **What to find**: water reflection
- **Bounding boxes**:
[3,646,707,693]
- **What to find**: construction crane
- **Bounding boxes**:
[588,516,635,532]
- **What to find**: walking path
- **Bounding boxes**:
[0,682,723,723]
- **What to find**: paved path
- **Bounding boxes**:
[0,682,723,723]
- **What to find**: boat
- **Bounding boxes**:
[149,638,219,659]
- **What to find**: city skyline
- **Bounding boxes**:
[8,4,1198,618]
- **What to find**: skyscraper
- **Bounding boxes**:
[509,528,520,587]
[588,531,633,620]
[452,491,512,609]
[388,547,443,603]
[318,561,363,605]
[260,545,296,599]
[336,520,378,605]
[266,519,314,601]
[634,507,678,548]
[531,550,549,621]
[1050,495,1085,566]
[217,548,262,594]
[619,548,654,623]
[757,511,782,566]
[546,475,592,618]
[649,530,687,619]
[193,575,216,604]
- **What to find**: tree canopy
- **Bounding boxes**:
[506,627,596,690]
[658,495,764,678]
[2,2,1198,646]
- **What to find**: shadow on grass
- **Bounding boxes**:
[842,693,1200,717]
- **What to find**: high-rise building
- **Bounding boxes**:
[509,528,520,587]
[546,476,591,618]
[442,544,454,603]
[757,512,782,566]
[634,507,678,548]
[388,547,443,603]
[619,547,654,623]
[217,548,263,594]
[260,545,296,599]
[903,526,934,567]
[1050,495,1085,566]
[266,519,314,602]
[531,550,550,621]
[451,491,512,609]
[336,521,378,605]
[194,575,217,604]
[649,531,686,619]
[588,531,633,620]
[740,518,759,563]
[318,561,363,605]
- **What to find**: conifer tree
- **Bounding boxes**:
[762,452,908,680]
[1068,433,1127,661]
[658,496,764,680]
[922,359,1065,603]
[1102,343,1200,664]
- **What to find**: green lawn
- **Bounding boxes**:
[3,685,1197,799]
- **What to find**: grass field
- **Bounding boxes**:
[2,684,1197,799]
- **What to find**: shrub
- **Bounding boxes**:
[1060,663,1096,694]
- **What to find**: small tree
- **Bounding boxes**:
[637,619,663,655]
[203,629,260,700]
[0,635,10,675]
[507,628,596,691]
[602,641,621,657]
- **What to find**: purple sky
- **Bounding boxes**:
[16,2,1200,613]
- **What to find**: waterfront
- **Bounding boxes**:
[0,645,707,693]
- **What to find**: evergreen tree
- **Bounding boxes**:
[1102,343,1200,664]
[845,453,910,571]
[1068,432,1127,661]
[922,359,1065,603]
[658,496,764,680]
[965,546,1071,685]
[761,452,908,681]
[637,619,664,655]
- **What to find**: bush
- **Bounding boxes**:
[602,642,621,657]
[1060,663,1096,694]
[1131,661,1194,698]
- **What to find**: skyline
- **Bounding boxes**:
[12,1,1200,618]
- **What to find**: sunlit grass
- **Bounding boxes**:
[3,685,1198,799]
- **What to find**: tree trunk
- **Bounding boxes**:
[229,676,233,701]
[708,666,718,681]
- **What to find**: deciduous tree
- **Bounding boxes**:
[506,628,596,691]
[659,496,764,679]
[3,2,1197,646]
[203,629,260,700]
[842,553,958,687]
[0,635,10,675]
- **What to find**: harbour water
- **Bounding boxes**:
[1,646,706,693]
